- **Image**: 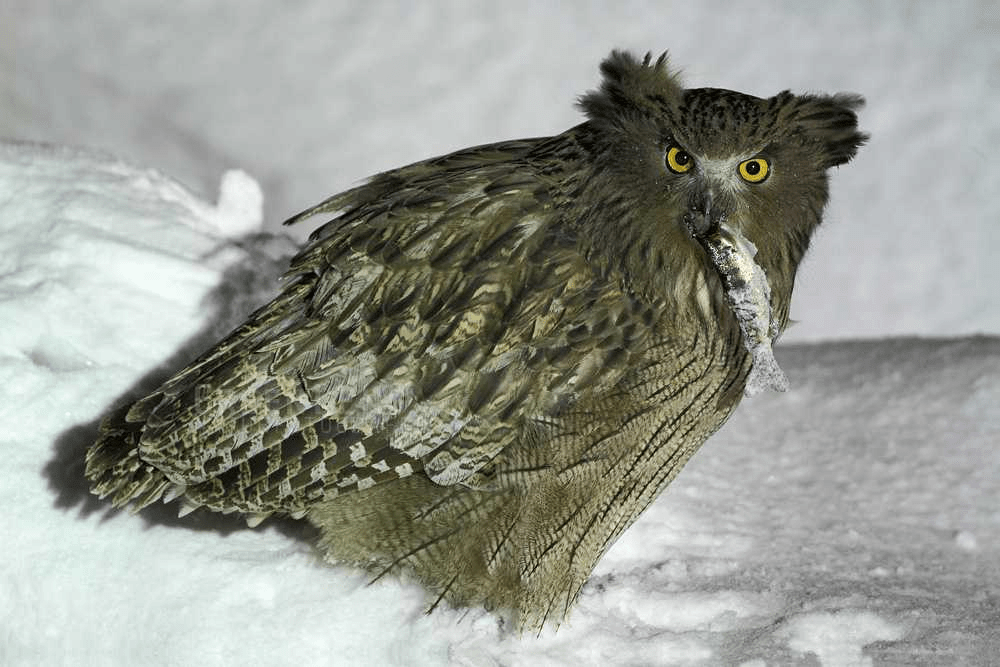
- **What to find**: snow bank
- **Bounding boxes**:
[2,143,998,665]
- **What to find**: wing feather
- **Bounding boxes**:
[104,139,652,514]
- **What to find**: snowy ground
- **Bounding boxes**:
[2,139,998,667]
[3,3,999,665]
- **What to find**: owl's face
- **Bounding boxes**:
[576,52,866,329]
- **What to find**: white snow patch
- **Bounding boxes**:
[145,165,263,237]
[954,530,978,552]
[211,169,264,237]
[782,610,905,667]
[596,587,779,632]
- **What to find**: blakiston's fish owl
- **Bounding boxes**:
[87,50,866,629]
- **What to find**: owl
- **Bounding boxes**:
[86,50,866,629]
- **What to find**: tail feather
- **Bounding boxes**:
[85,402,170,510]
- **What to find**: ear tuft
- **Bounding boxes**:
[578,50,684,129]
[788,93,869,167]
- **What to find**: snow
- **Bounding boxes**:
[781,611,905,667]
[3,3,999,664]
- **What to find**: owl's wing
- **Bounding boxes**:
[101,139,651,515]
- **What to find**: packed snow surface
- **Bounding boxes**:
[2,139,998,665]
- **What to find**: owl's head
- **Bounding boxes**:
[575,50,867,330]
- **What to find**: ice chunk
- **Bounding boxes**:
[212,169,264,237]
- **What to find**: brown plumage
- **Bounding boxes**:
[86,50,866,629]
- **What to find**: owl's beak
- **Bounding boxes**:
[684,189,723,239]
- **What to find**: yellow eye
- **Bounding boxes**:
[666,146,693,174]
[738,157,770,183]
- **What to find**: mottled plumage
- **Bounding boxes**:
[86,50,866,629]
